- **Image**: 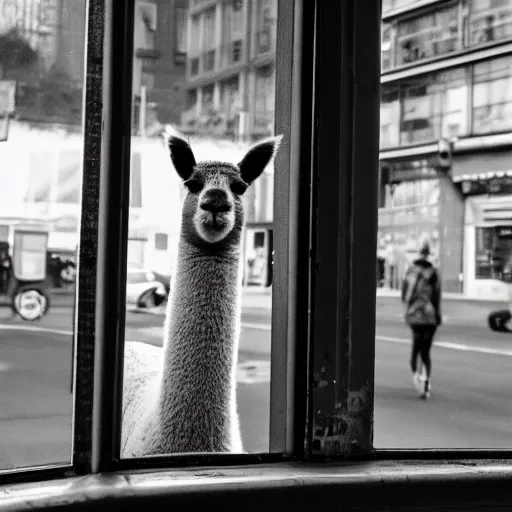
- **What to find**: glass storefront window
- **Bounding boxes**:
[475,225,512,279]
[383,178,440,209]
[473,54,512,134]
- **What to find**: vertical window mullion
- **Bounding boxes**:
[308,0,380,458]
[73,0,135,475]
[270,0,315,455]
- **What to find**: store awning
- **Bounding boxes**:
[453,170,512,183]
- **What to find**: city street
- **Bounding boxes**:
[1,292,512,470]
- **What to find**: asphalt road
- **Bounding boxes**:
[0,294,511,471]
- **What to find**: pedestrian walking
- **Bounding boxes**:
[401,241,442,399]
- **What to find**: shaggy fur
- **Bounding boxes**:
[121,133,282,456]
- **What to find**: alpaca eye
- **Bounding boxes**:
[231,181,247,195]
[184,179,202,193]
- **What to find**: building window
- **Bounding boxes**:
[190,57,199,75]
[130,151,142,208]
[473,55,512,134]
[256,0,276,55]
[201,84,214,113]
[137,2,157,50]
[189,15,200,75]
[382,0,427,14]
[56,150,81,204]
[400,68,468,145]
[469,0,512,46]
[381,23,393,71]
[26,151,54,203]
[395,4,460,66]
[175,6,187,58]
[154,233,168,251]
[202,7,217,72]
[254,65,275,138]
[380,86,400,148]
[220,76,240,133]
[231,39,243,62]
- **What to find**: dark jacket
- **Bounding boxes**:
[401,259,442,326]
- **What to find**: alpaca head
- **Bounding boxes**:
[167,133,283,251]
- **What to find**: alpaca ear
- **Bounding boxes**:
[167,134,197,181]
[237,135,283,184]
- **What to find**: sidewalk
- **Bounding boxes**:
[128,286,273,316]
[376,287,506,304]
[129,285,510,317]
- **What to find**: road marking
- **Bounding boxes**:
[6,322,507,359]
[0,324,72,337]
[241,322,271,331]
[377,335,512,357]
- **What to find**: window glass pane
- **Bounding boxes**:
[380,86,400,148]
[395,4,460,67]
[121,0,278,457]
[0,0,86,469]
[377,4,512,449]
[473,55,512,134]
[381,23,393,72]
[398,69,469,145]
[469,0,512,46]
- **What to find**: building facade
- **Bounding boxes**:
[0,0,188,278]
[132,0,188,135]
[379,0,512,300]
[180,0,277,287]
[180,0,277,142]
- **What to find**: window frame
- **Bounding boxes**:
[1,0,512,505]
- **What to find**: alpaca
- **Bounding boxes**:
[121,132,282,456]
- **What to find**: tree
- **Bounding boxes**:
[0,29,37,79]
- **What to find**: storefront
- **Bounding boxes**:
[378,141,462,292]
[453,150,512,300]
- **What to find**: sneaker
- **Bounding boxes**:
[412,372,422,394]
[420,379,431,400]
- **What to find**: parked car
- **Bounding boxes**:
[488,252,512,333]
[151,270,172,295]
[126,269,167,308]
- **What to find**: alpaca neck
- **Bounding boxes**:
[160,238,241,418]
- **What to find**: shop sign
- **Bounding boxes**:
[386,157,443,184]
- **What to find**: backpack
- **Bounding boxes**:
[404,266,438,326]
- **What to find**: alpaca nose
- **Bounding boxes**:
[200,189,231,213]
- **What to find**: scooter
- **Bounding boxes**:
[488,266,512,333]
[0,227,51,322]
